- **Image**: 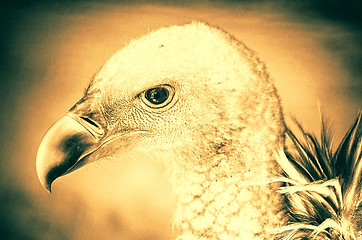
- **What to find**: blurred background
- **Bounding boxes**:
[0,0,361,239]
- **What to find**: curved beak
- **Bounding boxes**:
[36,115,105,192]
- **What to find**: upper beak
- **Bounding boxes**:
[36,114,105,192]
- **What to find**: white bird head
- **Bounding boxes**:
[36,22,285,238]
[36,22,284,191]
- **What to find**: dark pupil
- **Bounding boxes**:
[145,87,169,104]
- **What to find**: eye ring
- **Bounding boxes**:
[141,85,175,109]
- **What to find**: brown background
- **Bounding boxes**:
[0,1,361,239]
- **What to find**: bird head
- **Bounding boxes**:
[36,22,284,192]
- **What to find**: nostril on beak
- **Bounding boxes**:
[76,116,105,137]
[80,116,99,128]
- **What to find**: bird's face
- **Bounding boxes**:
[36,23,245,191]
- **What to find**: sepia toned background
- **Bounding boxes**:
[0,0,361,239]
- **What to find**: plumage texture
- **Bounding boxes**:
[72,22,286,239]
[275,112,362,239]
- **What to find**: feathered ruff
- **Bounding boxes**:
[274,111,362,240]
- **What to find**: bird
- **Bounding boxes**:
[35,21,362,239]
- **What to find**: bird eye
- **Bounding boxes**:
[141,85,174,109]
[145,87,169,104]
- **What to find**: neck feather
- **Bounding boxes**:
[170,141,285,239]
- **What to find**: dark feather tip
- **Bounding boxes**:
[278,111,362,239]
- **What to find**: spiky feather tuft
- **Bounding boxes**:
[275,111,362,240]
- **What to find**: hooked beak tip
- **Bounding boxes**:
[44,183,52,193]
[36,115,101,192]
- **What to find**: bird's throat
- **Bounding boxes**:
[171,153,284,240]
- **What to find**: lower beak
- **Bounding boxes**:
[36,115,104,192]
